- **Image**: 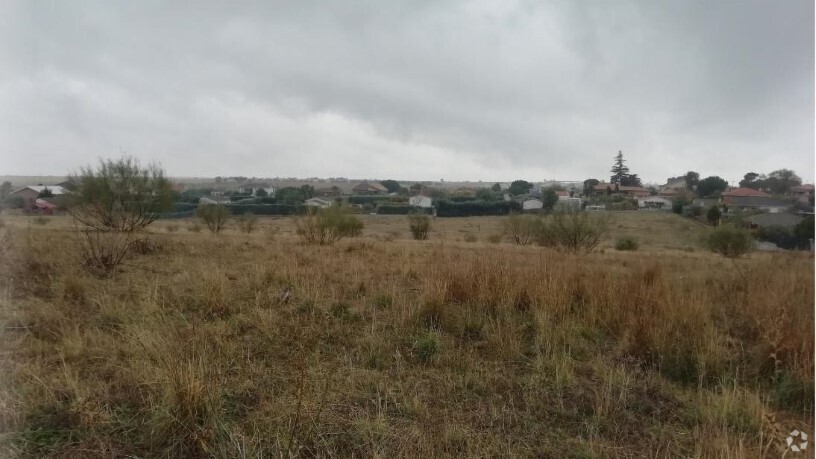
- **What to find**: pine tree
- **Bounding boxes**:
[610,150,630,185]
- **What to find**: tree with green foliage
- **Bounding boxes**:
[300,184,315,199]
[255,188,268,197]
[508,180,533,196]
[37,187,53,198]
[765,169,802,195]
[684,171,700,190]
[706,205,721,226]
[0,181,11,198]
[583,178,599,196]
[794,215,814,247]
[620,174,642,187]
[696,176,729,197]
[610,151,630,185]
[491,183,501,192]
[738,172,761,189]
[541,188,558,212]
[69,156,175,232]
[475,188,498,201]
[379,180,401,194]
[276,187,307,205]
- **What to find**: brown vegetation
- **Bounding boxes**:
[0,216,812,457]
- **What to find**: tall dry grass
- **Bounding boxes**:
[0,224,812,457]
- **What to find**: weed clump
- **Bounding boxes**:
[615,236,639,251]
[408,213,430,240]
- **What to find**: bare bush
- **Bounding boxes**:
[75,228,136,277]
[236,213,259,234]
[408,213,431,240]
[548,209,610,254]
[197,204,230,234]
[503,214,541,245]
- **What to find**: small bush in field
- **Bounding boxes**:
[372,293,393,309]
[296,207,363,244]
[412,332,440,363]
[463,232,477,243]
[236,213,259,234]
[188,223,202,233]
[166,224,179,233]
[32,216,51,226]
[486,233,502,244]
[503,214,540,245]
[707,224,754,258]
[408,213,430,240]
[615,236,639,251]
[197,204,230,234]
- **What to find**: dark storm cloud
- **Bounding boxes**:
[1,0,812,183]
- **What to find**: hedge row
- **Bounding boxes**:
[227,204,306,215]
[347,195,400,205]
[376,205,432,215]
[436,200,520,217]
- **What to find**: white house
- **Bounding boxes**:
[637,197,671,209]
[304,197,332,209]
[522,199,543,211]
[408,195,433,208]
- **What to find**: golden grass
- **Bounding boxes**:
[0,215,812,457]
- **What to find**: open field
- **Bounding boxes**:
[0,213,813,457]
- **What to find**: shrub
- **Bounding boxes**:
[707,225,754,258]
[706,205,722,225]
[412,332,440,363]
[197,204,230,234]
[69,155,174,232]
[188,223,202,233]
[32,216,51,226]
[236,213,259,234]
[486,233,502,244]
[295,208,363,244]
[75,229,136,277]
[166,224,179,233]
[548,210,610,254]
[463,233,477,243]
[503,214,541,245]
[408,213,431,240]
[615,236,639,251]
[755,225,798,250]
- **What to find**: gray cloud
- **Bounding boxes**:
[1,0,812,183]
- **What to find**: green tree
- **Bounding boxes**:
[696,176,729,197]
[37,187,54,198]
[738,172,762,189]
[610,150,630,185]
[490,183,501,192]
[583,178,599,195]
[684,171,700,190]
[379,180,401,193]
[475,188,497,201]
[794,215,814,247]
[69,156,174,232]
[255,188,268,197]
[277,187,307,205]
[0,181,11,198]
[620,174,642,187]
[541,188,558,211]
[706,205,721,225]
[508,180,533,196]
[765,169,802,195]
[300,184,315,199]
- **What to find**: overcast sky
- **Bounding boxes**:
[1,1,813,184]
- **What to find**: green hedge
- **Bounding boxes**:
[376,205,432,215]
[227,204,305,215]
[436,200,520,217]
[159,210,196,219]
[347,195,394,205]
[172,202,198,212]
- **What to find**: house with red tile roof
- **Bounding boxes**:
[593,182,651,197]
[721,187,769,204]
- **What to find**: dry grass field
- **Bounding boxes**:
[0,212,813,457]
